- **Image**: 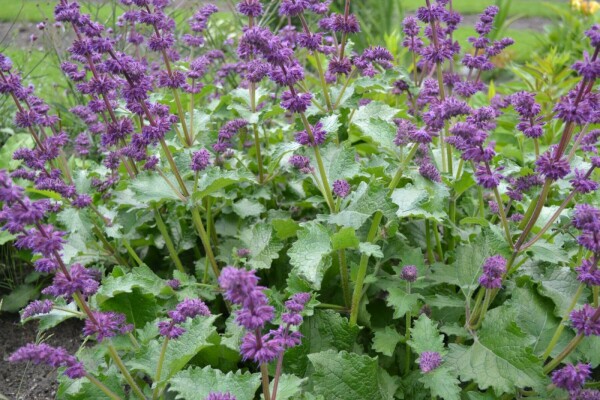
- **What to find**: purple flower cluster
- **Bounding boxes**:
[206,393,237,400]
[9,343,85,379]
[570,304,600,336]
[573,204,600,254]
[295,121,327,146]
[401,265,418,283]
[289,155,313,174]
[552,363,592,396]
[214,119,248,153]
[332,179,351,198]
[21,299,54,319]
[479,255,506,289]
[219,267,309,364]
[83,311,133,342]
[419,351,442,373]
[158,298,211,339]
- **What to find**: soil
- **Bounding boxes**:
[0,314,83,400]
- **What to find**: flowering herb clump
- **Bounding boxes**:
[2,0,600,399]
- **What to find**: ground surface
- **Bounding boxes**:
[0,314,82,400]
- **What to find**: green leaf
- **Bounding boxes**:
[391,178,449,222]
[308,350,393,400]
[128,316,217,383]
[1,284,37,312]
[267,142,302,174]
[232,198,265,218]
[446,306,546,395]
[511,286,574,357]
[192,168,255,201]
[359,242,384,258]
[329,182,397,230]
[429,235,492,300]
[0,133,34,169]
[96,265,166,303]
[527,242,569,264]
[169,366,261,400]
[31,299,79,332]
[331,227,360,250]
[130,173,183,204]
[284,310,360,376]
[271,218,300,240]
[352,118,397,154]
[537,267,588,317]
[408,314,445,355]
[419,367,461,400]
[318,143,361,184]
[100,289,159,329]
[265,374,306,400]
[241,223,283,270]
[373,327,403,357]
[288,222,332,290]
[386,287,422,319]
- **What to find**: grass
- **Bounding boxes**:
[398,0,569,18]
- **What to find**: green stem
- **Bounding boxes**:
[85,373,123,400]
[594,286,599,308]
[515,180,552,250]
[433,222,443,261]
[107,344,146,400]
[252,124,265,184]
[315,303,348,311]
[468,288,485,326]
[159,138,189,197]
[543,335,585,374]
[333,69,357,109]
[153,206,185,273]
[191,206,220,278]
[260,363,271,400]
[542,284,585,361]
[299,113,335,211]
[152,337,170,400]
[123,240,144,267]
[338,249,351,309]
[349,211,383,326]
[425,220,435,264]
[390,143,420,191]
[447,196,456,253]
[404,282,412,375]
[493,187,514,248]
[472,289,493,330]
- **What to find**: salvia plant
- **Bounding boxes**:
[2,0,600,399]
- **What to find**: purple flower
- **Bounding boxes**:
[419,351,442,373]
[206,393,237,400]
[279,0,309,16]
[237,248,251,257]
[475,165,502,189]
[237,0,262,16]
[295,122,327,146]
[586,24,600,47]
[572,204,600,231]
[21,299,54,319]
[577,259,600,286]
[330,13,360,34]
[83,311,133,342]
[536,150,571,181]
[419,162,441,183]
[552,363,592,393]
[401,265,418,282]
[72,194,92,209]
[158,298,211,339]
[571,169,599,193]
[9,343,85,379]
[281,91,312,113]
[191,149,211,172]
[332,180,350,198]
[289,155,313,173]
[570,305,600,336]
[479,255,507,289]
[42,263,99,299]
[166,279,181,290]
[240,331,283,363]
